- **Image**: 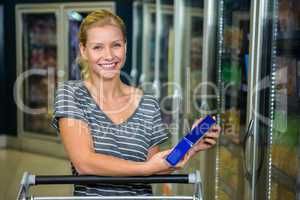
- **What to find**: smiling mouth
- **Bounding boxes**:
[98,62,117,70]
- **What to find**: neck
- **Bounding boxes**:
[87,75,124,100]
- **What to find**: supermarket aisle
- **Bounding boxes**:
[0,149,72,200]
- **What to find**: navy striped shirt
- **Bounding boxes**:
[52,80,168,196]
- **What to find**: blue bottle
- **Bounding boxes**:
[166,115,216,166]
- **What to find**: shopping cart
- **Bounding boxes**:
[17,171,203,200]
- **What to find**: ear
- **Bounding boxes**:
[79,43,88,60]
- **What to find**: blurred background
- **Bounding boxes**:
[0,0,300,199]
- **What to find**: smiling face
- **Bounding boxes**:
[80,25,126,80]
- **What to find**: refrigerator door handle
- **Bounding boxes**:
[243,118,254,182]
[243,118,265,183]
[256,121,265,181]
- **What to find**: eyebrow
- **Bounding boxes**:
[112,40,124,43]
[88,40,124,45]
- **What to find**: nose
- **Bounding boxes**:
[103,47,113,60]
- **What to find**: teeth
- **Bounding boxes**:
[100,63,115,69]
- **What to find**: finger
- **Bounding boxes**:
[194,118,202,124]
[192,138,217,151]
[204,134,219,140]
[174,158,187,169]
[189,148,197,155]
[205,130,220,138]
[183,152,191,161]
[174,162,184,169]
[193,143,212,151]
[160,149,173,157]
[208,124,221,132]
[162,149,172,153]
[203,138,217,145]
[178,152,191,167]
[213,125,221,132]
[186,147,197,159]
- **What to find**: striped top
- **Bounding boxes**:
[52,80,168,196]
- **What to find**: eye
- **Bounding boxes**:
[93,46,103,51]
[113,43,122,48]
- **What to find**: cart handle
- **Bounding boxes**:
[33,172,199,185]
[17,171,202,200]
[20,171,200,186]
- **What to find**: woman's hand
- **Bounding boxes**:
[188,117,221,158]
[145,117,221,175]
[145,149,190,175]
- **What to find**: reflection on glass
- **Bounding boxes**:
[22,13,57,135]
[219,147,240,197]
[68,11,83,80]
[138,2,175,136]
[176,0,205,196]
[67,11,89,80]
[217,2,250,199]
[140,3,156,93]
[159,12,173,100]
[270,0,300,199]
[183,9,205,189]
[148,12,156,83]
[131,2,144,85]
[185,7,203,128]
[154,2,175,196]
[156,5,174,135]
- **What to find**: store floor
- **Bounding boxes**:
[0,148,72,200]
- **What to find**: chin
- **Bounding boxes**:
[97,70,120,80]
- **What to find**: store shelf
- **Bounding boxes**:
[271,165,296,192]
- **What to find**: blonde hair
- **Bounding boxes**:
[77,9,126,80]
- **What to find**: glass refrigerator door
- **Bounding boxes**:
[140,2,174,96]
[215,1,251,199]
[66,10,86,80]
[131,1,144,86]
[154,2,174,144]
[256,0,300,199]
[176,0,205,196]
[138,1,175,150]
[15,3,115,137]
[150,1,176,195]
[140,2,156,93]
[16,8,60,136]
[134,0,176,136]
[182,5,204,128]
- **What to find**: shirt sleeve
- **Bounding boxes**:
[51,82,88,134]
[150,98,168,148]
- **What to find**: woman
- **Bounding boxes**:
[52,9,220,196]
